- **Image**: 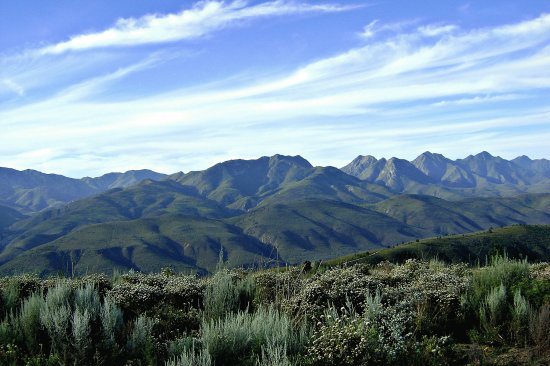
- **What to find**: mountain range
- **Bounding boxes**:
[1,152,550,275]
[342,151,550,199]
[0,168,167,213]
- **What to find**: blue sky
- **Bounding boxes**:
[1,0,550,177]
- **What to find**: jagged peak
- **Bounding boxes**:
[475,151,494,159]
[414,151,448,161]
[269,154,313,168]
[386,157,412,165]
[513,155,532,162]
[353,154,377,162]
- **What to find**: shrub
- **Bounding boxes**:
[410,335,452,366]
[530,303,550,356]
[203,270,255,321]
[202,306,309,365]
[163,275,204,308]
[74,283,101,320]
[510,289,532,345]
[478,283,507,344]
[100,296,124,351]
[0,319,14,345]
[308,307,379,365]
[39,282,73,359]
[256,341,292,366]
[72,307,92,362]
[16,291,45,351]
[127,315,156,361]
[108,281,163,313]
[467,255,529,312]
[166,344,212,366]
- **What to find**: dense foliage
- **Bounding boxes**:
[0,256,549,365]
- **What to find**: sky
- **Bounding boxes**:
[1,0,550,177]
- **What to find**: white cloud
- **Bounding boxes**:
[417,24,458,37]
[1,79,25,96]
[37,0,357,55]
[2,11,550,176]
[359,20,379,39]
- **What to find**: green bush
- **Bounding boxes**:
[16,291,45,351]
[39,282,73,360]
[467,255,529,312]
[307,307,379,365]
[203,269,255,321]
[166,344,212,366]
[127,315,156,362]
[255,341,292,366]
[478,283,507,343]
[510,289,532,345]
[202,306,309,365]
[100,296,124,351]
[0,257,547,365]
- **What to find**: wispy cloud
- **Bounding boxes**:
[37,0,357,55]
[1,79,25,96]
[1,7,550,176]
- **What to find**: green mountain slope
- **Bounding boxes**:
[1,179,234,262]
[0,205,25,230]
[0,214,279,276]
[174,154,313,209]
[327,225,550,266]
[257,166,394,206]
[230,199,421,263]
[373,193,550,235]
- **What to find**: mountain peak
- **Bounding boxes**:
[415,151,448,161]
[341,155,379,178]
[348,155,378,165]
[512,155,532,164]
[269,154,312,168]
[476,151,494,159]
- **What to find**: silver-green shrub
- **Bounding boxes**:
[16,291,45,351]
[467,255,529,312]
[203,269,241,321]
[128,315,156,356]
[202,306,309,365]
[256,341,292,366]
[40,282,73,357]
[166,345,212,366]
[101,296,124,350]
[74,283,101,320]
[479,283,507,342]
[72,307,91,361]
[511,288,532,345]
[1,279,20,315]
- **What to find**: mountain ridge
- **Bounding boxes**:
[2,152,550,275]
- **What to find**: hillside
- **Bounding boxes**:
[0,214,279,276]
[372,193,550,235]
[326,224,550,267]
[230,199,420,263]
[0,205,25,230]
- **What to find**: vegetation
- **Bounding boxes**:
[0,255,549,365]
[324,225,550,267]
